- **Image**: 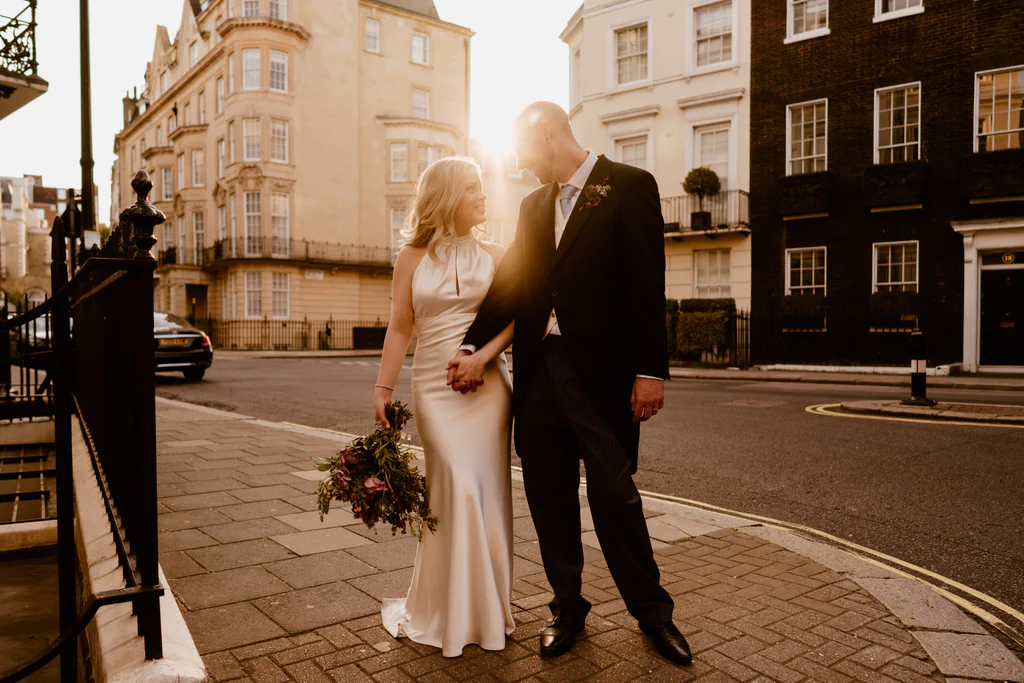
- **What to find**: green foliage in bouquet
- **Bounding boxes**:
[313,401,439,539]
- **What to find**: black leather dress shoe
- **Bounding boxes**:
[645,622,692,665]
[539,609,586,658]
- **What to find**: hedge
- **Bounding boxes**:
[676,311,728,355]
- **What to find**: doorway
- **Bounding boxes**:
[185,284,209,325]
[980,267,1024,366]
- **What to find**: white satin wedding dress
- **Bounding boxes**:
[381,234,515,657]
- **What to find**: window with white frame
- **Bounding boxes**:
[874,242,918,292]
[169,113,177,132]
[269,0,286,21]
[272,272,290,319]
[160,71,168,94]
[177,153,185,189]
[695,1,733,68]
[228,54,235,92]
[976,66,1024,152]
[242,48,260,90]
[786,247,826,295]
[222,275,232,319]
[416,146,429,177]
[156,125,162,146]
[184,102,192,126]
[366,19,380,52]
[271,120,289,162]
[412,88,430,119]
[694,249,731,298]
[193,211,205,264]
[615,24,648,85]
[229,192,236,244]
[788,0,828,39]
[616,135,648,170]
[217,77,224,114]
[161,167,173,201]
[198,90,206,124]
[269,51,288,92]
[229,121,237,163]
[271,192,289,256]
[412,31,430,65]
[876,83,920,164]
[218,205,227,240]
[787,99,827,175]
[189,41,199,67]
[429,145,443,166]
[244,272,262,318]
[227,0,235,17]
[572,48,582,107]
[696,123,731,190]
[192,149,205,186]
[390,143,408,182]
[177,216,186,254]
[390,207,408,262]
[876,0,922,21]
[218,139,226,177]
[244,191,262,255]
[243,118,261,160]
[162,224,174,253]
[242,0,258,17]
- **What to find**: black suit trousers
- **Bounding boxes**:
[515,336,674,629]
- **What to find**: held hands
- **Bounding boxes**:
[631,377,665,423]
[447,349,486,394]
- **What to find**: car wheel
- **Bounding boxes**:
[183,368,206,382]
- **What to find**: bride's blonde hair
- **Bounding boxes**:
[401,156,486,261]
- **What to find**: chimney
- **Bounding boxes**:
[122,90,140,126]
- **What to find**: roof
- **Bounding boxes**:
[374,0,440,19]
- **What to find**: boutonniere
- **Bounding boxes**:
[579,177,611,212]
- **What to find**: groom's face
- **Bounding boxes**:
[513,124,555,185]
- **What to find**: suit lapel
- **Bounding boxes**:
[536,181,558,267]
[554,154,613,265]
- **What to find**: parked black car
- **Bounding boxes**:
[154,312,213,381]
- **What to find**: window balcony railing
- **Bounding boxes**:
[0,1,39,79]
[203,237,392,268]
[961,148,1024,202]
[661,190,749,235]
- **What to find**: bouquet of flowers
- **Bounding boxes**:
[314,400,439,539]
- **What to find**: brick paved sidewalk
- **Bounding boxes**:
[154,399,1023,682]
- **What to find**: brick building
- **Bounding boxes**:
[749,0,1024,371]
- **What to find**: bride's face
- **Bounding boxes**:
[455,173,487,229]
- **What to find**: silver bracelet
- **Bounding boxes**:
[375,383,395,392]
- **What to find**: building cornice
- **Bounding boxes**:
[676,87,746,110]
[169,124,209,142]
[217,16,312,42]
[377,116,463,137]
[142,145,175,161]
[360,0,474,37]
[559,3,584,43]
[599,104,661,124]
[951,218,1024,236]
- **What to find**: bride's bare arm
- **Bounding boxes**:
[375,247,425,427]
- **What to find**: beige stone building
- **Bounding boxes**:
[111,0,472,334]
[561,0,752,310]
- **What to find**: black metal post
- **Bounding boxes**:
[125,172,164,659]
[79,0,95,239]
[902,329,936,407]
[50,217,77,683]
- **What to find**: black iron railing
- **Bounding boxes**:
[0,1,38,79]
[0,297,54,423]
[0,171,164,683]
[204,237,392,268]
[201,317,387,351]
[661,190,749,234]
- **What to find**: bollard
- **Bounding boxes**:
[901,329,936,406]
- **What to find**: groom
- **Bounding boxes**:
[448,102,691,665]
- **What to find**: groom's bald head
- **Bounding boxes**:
[512,101,585,185]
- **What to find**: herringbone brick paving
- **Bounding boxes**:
[155,404,946,682]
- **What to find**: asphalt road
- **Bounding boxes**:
[156,356,1024,619]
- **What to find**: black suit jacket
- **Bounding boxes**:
[464,154,669,424]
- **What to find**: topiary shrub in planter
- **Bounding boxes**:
[781,293,827,331]
[870,290,919,330]
[676,311,728,357]
[682,167,721,231]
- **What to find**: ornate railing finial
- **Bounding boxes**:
[126,170,164,261]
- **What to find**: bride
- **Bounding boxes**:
[374,157,516,657]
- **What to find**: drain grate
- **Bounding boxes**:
[0,444,56,524]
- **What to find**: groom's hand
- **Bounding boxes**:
[447,350,485,394]
[631,377,665,423]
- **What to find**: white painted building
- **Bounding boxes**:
[561,0,751,310]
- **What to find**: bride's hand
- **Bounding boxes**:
[374,386,393,429]
[447,352,487,394]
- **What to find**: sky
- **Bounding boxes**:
[0,0,580,224]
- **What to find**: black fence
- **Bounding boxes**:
[1,170,164,682]
[200,317,388,351]
[662,190,750,233]
[696,309,751,367]
[0,297,54,423]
